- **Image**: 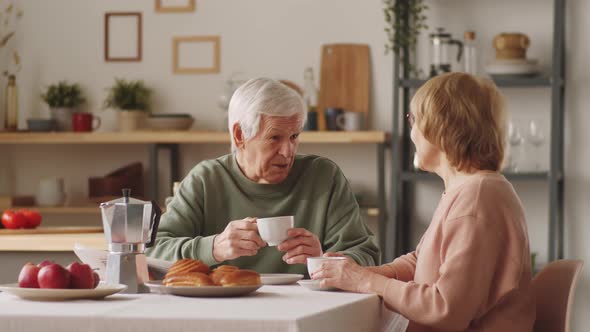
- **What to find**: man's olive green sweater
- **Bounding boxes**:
[146,154,380,274]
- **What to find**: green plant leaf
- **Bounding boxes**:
[41,81,85,108]
[103,78,151,111]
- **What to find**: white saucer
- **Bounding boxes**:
[260,273,304,285]
[297,279,338,291]
[485,59,540,75]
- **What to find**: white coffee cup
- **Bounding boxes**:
[307,256,348,277]
[37,177,65,206]
[336,112,364,131]
[257,216,294,246]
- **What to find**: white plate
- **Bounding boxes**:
[145,280,261,297]
[0,282,127,301]
[260,273,304,285]
[485,59,539,75]
[297,279,339,291]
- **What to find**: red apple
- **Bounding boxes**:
[38,264,70,289]
[37,260,55,268]
[92,271,100,288]
[20,209,42,229]
[66,262,94,289]
[18,262,40,288]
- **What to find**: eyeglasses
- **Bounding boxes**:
[406,113,415,129]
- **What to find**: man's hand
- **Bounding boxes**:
[213,217,266,262]
[277,228,322,264]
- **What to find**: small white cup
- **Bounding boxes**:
[307,256,348,277]
[336,112,364,131]
[257,216,294,246]
[37,177,65,206]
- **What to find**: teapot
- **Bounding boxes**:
[429,28,463,77]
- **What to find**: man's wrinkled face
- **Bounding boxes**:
[239,114,302,184]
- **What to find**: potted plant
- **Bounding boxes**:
[103,79,151,132]
[41,81,85,131]
[383,0,429,77]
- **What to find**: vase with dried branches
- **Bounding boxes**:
[1,3,22,130]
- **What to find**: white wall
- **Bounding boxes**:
[1,0,589,330]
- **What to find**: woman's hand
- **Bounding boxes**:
[310,258,374,293]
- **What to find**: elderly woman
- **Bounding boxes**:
[147,78,379,273]
[312,73,535,331]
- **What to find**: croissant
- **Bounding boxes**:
[218,270,261,287]
[210,265,239,285]
[164,259,210,280]
[163,272,214,287]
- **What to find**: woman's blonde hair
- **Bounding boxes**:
[410,72,506,172]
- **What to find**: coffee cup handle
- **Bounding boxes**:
[92,116,102,130]
[336,114,346,130]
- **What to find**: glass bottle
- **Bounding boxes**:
[303,67,317,113]
[463,31,478,75]
[302,67,319,131]
[4,75,18,131]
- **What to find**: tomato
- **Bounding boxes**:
[20,209,42,228]
[1,210,27,229]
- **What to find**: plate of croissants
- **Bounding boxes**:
[144,259,262,297]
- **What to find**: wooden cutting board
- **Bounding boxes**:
[317,44,370,130]
[0,227,103,235]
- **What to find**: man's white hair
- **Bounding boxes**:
[228,77,307,153]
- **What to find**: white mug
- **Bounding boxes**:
[336,112,364,131]
[257,216,294,246]
[37,177,65,206]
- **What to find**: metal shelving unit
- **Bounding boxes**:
[387,0,565,263]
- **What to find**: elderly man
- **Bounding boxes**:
[147,78,379,274]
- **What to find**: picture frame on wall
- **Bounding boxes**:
[156,0,196,13]
[104,12,142,62]
[173,36,220,74]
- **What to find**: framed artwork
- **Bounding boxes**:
[104,12,142,62]
[173,36,220,74]
[156,0,196,13]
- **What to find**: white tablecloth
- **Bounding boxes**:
[0,285,407,332]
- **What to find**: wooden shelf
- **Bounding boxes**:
[364,207,379,217]
[0,130,389,144]
[13,206,100,214]
[0,232,106,251]
[401,171,550,182]
[0,226,102,235]
[16,205,380,218]
[400,76,552,89]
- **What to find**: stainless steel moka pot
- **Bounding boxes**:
[100,189,161,293]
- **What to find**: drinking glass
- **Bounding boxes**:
[527,120,545,171]
[507,121,524,172]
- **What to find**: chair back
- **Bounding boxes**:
[533,259,583,332]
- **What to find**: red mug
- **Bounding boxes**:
[72,112,101,132]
